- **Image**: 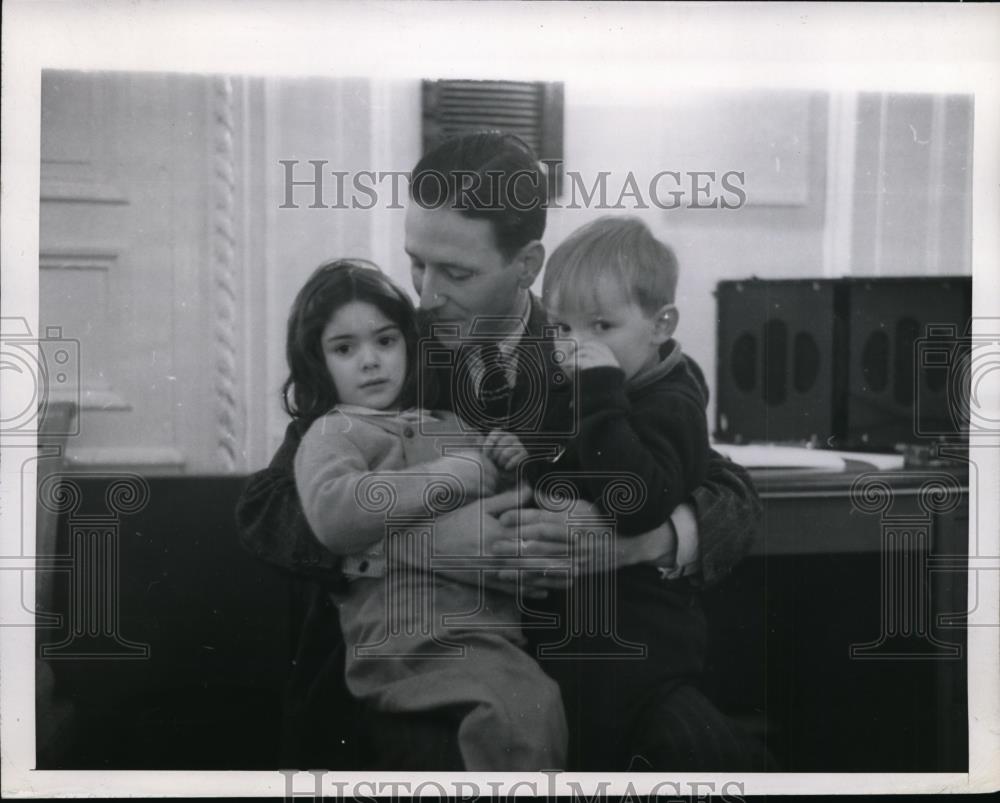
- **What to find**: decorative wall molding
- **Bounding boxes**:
[41,73,129,206]
[821,93,857,277]
[369,80,396,276]
[44,388,131,412]
[925,96,947,276]
[64,446,186,471]
[849,92,972,277]
[40,72,270,474]
[234,77,270,471]
[871,94,889,277]
[211,75,243,473]
[40,179,129,205]
[39,245,131,412]
[39,244,123,267]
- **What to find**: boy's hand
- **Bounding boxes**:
[569,340,620,372]
[483,429,528,472]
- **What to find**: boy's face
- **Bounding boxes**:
[547,276,676,381]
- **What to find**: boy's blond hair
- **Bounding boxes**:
[543,216,678,314]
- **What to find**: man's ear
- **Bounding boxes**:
[512,240,545,289]
[652,304,679,343]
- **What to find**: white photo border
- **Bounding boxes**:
[2,0,998,797]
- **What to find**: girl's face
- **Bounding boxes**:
[321,300,408,410]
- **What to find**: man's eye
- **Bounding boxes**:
[554,323,570,336]
[445,269,472,281]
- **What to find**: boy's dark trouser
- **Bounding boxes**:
[624,683,774,771]
[528,566,771,771]
[360,684,770,772]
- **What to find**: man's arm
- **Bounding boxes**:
[237,419,526,589]
[687,448,761,585]
[676,354,761,585]
[642,448,761,588]
[235,420,346,584]
[522,352,758,587]
[496,450,760,592]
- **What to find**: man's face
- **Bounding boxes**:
[404,205,526,344]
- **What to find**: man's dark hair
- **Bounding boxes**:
[410,131,547,260]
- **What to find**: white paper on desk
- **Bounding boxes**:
[827,450,905,471]
[711,444,907,472]
[711,443,848,472]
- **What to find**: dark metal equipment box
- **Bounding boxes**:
[715,276,972,449]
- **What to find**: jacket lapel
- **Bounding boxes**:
[416,295,570,434]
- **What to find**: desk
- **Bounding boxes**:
[703,462,969,771]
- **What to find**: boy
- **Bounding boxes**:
[539,215,708,535]
[529,215,712,769]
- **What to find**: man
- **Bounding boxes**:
[236,132,763,770]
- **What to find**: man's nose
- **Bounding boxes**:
[419,270,445,310]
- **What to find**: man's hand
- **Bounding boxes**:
[390,486,679,598]
[434,449,500,499]
[493,498,678,590]
[390,485,554,598]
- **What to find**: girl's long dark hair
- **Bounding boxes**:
[282,259,424,425]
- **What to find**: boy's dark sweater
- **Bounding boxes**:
[533,340,709,536]
[525,343,712,759]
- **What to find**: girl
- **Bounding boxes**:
[286,259,567,770]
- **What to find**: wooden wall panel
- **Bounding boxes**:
[850,92,973,277]
[40,72,215,472]
[39,72,421,472]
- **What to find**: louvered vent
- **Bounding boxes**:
[422,80,564,199]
